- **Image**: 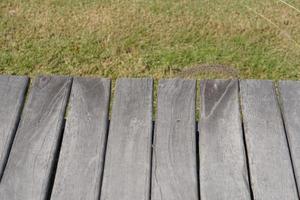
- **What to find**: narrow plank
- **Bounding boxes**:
[0,76,72,200]
[151,79,198,200]
[199,80,251,200]
[0,75,29,179]
[240,80,298,200]
[279,80,300,192]
[100,78,153,200]
[51,77,110,200]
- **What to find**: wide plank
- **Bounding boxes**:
[51,77,110,200]
[100,78,153,200]
[0,75,29,179]
[240,80,298,200]
[199,80,251,200]
[0,76,72,200]
[278,80,300,192]
[151,79,198,200]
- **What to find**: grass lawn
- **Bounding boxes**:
[0,0,300,80]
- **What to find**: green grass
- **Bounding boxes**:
[0,0,300,80]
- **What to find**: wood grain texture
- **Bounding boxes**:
[279,80,300,193]
[51,77,110,200]
[151,79,198,200]
[0,75,29,179]
[240,80,298,200]
[199,80,251,200]
[0,76,72,200]
[100,78,153,200]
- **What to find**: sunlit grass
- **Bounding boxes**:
[0,0,299,80]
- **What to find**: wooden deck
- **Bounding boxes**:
[0,75,299,200]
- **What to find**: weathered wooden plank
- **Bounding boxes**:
[240,80,298,200]
[279,80,300,193]
[100,78,153,200]
[151,79,198,200]
[0,76,72,200]
[199,80,251,200]
[0,75,29,179]
[51,77,110,200]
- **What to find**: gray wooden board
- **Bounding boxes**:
[240,80,298,200]
[51,77,110,200]
[0,76,72,200]
[151,79,198,200]
[279,80,300,193]
[0,75,29,179]
[100,78,153,200]
[199,80,251,200]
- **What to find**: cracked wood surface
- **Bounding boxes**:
[1,76,300,200]
[0,76,72,200]
[100,78,153,200]
[240,80,298,200]
[279,80,300,193]
[0,75,28,179]
[51,78,110,200]
[199,80,251,200]
[151,79,198,200]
